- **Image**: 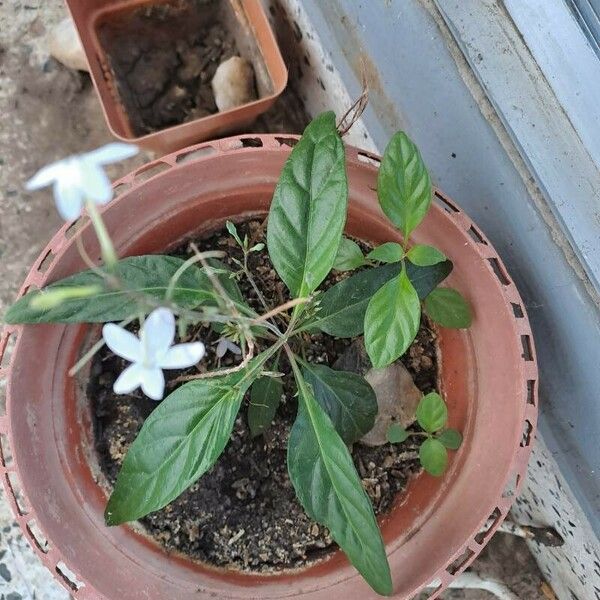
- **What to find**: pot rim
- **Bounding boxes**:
[0,134,538,599]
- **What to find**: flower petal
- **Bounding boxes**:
[53,179,85,221]
[103,323,142,362]
[80,160,113,204]
[86,143,139,165]
[216,338,228,358]
[159,342,206,369]
[140,367,165,401]
[113,363,144,395]
[142,308,176,361]
[225,340,242,355]
[26,161,62,190]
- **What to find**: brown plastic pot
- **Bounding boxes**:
[0,135,538,599]
[65,0,288,154]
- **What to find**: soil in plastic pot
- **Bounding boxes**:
[89,220,440,573]
[98,0,252,135]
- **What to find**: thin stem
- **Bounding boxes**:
[251,297,309,325]
[165,250,226,302]
[86,201,117,268]
[243,253,271,315]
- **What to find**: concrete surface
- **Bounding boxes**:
[0,1,552,598]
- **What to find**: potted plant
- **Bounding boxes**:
[66,0,288,153]
[0,113,537,599]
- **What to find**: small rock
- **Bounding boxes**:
[211,56,256,112]
[360,361,422,447]
[47,17,88,72]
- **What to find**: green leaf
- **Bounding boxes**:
[4,256,219,324]
[303,363,377,444]
[378,131,432,239]
[105,369,254,525]
[333,238,366,271]
[226,220,243,248]
[416,392,448,433]
[424,287,472,328]
[267,112,348,297]
[366,242,404,263]
[407,244,446,267]
[364,268,421,368]
[311,260,452,338]
[419,438,448,476]
[437,429,463,450]
[288,368,392,596]
[387,423,409,444]
[248,373,283,437]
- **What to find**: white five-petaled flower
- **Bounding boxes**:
[26,143,139,221]
[102,308,205,401]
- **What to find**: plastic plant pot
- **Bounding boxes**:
[65,0,288,154]
[0,134,538,599]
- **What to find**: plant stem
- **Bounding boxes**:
[243,253,270,314]
[86,201,118,268]
[165,250,226,302]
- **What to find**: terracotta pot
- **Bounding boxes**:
[65,0,288,153]
[0,135,538,599]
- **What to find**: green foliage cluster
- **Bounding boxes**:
[5,112,472,595]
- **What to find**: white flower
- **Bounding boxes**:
[102,307,205,401]
[216,338,242,358]
[26,143,138,221]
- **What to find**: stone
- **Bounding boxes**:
[211,56,256,112]
[360,361,422,447]
[333,339,422,447]
[47,17,88,72]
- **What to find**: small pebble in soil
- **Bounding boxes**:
[212,56,256,112]
[89,220,439,573]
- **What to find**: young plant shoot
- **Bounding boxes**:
[6,113,472,596]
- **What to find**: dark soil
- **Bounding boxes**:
[98,0,253,136]
[89,220,439,572]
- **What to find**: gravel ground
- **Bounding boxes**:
[0,2,551,599]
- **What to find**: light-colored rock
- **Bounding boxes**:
[47,17,88,72]
[360,361,422,447]
[211,56,256,112]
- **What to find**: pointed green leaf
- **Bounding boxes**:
[105,370,254,525]
[387,423,409,444]
[303,363,377,444]
[333,238,366,271]
[437,429,463,450]
[419,438,448,476]
[407,244,446,267]
[378,131,432,238]
[311,260,452,338]
[364,268,421,368]
[424,287,472,328]
[4,256,225,324]
[267,112,348,298]
[226,220,243,248]
[416,392,448,433]
[248,373,283,437]
[366,242,404,263]
[288,369,392,596]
